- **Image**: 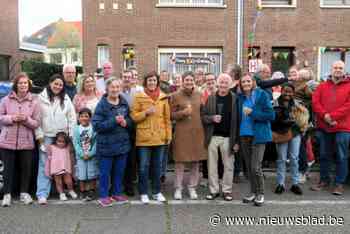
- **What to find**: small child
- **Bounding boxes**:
[73,108,98,201]
[45,132,78,201]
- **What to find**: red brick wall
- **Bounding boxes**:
[83,0,237,77]
[0,0,20,78]
[243,0,350,75]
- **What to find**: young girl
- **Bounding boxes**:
[73,108,98,201]
[45,132,78,201]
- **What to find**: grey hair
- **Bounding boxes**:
[63,64,76,72]
[105,77,122,91]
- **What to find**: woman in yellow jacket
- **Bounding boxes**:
[131,71,172,204]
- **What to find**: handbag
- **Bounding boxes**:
[272,129,293,144]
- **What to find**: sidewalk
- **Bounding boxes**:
[1,172,349,234]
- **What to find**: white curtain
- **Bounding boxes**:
[97,45,110,69]
[320,51,341,81]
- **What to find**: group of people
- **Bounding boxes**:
[0,59,349,208]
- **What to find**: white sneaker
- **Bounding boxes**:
[299,174,307,184]
[188,188,198,200]
[2,194,11,207]
[308,160,315,168]
[152,193,166,202]
[68,190,78,199]
[140,194,150,204]
[174,189,182,200]
[20,193,33,205]
[38,197,47,205]
[59,193,68,201]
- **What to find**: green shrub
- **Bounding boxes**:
[21,60,83,88]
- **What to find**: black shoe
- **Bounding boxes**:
[87,190,96,201]
[160,175,166,184]
[125,188,135,197]
[290,185,303,195]
[274,185,285,194]
[80,191,87,201]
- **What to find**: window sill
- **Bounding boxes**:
[320,5,350,8]
[156,4,227,9]
[261,5,297,8]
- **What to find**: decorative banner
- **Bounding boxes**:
[282,52,289,59]
[170,57,215,65]
[248,32,255,44]
[257,0,263,11]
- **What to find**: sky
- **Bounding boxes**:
[18,0,82,40]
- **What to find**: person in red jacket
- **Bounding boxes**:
[311,60,350,195]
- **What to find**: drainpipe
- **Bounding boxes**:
[236,0,244,65]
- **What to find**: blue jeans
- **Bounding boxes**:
[36,137,54,199]
[99,154,128,199]
[138,145,165,195]
[276,134,301,186]
[318,131,350,185]
[161,145,169,177]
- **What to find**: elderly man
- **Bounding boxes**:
[62,64,77,100]
[201,73,238,201]
[96,61,114,93]
[128,66,143,93]
[254,64,290,100]
[311,61,350,196]
[159,70,171,95]
[120,69,138,196]
[195,68,206,91]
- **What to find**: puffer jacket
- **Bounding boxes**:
[35,88,77,139]
[312,78,350,133]
[0,91,40,150]
[131,91,172,147]
[92,95,133,157]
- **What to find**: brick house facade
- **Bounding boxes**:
[0,0,20,80]
[82,0,238,77]
[244,0,350,79]
[83,0,350,79]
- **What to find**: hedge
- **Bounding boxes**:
[21,60,83,88]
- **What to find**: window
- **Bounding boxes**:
[71,52,78,63]
[261,0,296,7]
[122,45,136,69]
[0,55,10,81]
[158,48,222,76]
[319,48,350,81]
[49,53,62,64]
[97,45,110,68]
[157,0,225,7]
[271,47,295,76]
[321,0,350,7]
[99,1,105,10]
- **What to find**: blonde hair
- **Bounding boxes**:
[78,74,96,94]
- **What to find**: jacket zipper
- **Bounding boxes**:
[15,106,22,150]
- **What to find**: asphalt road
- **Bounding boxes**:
[1,172,349,234]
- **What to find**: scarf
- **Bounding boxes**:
[145,87,160,101]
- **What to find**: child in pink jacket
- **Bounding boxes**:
[45,132,77,201]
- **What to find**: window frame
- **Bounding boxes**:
[320,0,350,8]
[97,44,110,69]
[0,55,10,81]
[158,48,223,75]
[261,0,297,8]
[156,0,226,8]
